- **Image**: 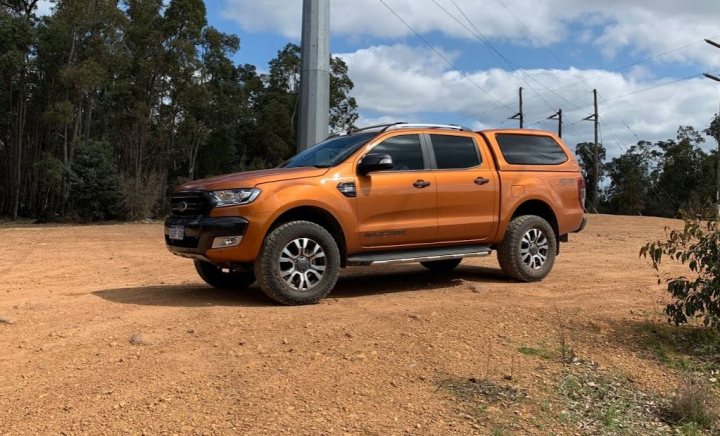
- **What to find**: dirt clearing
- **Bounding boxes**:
[0,215,716,434]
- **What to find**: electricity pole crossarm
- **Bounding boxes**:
[297,0,330,152]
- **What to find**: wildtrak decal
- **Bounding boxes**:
[363,230,407,238]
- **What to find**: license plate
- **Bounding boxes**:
[169,225,185,240]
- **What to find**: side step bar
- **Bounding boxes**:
[347,245,492,266]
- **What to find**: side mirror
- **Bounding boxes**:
[358,153,394,175]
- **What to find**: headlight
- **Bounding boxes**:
[210,188,261,207]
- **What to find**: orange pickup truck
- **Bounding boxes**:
[165,123,586,305]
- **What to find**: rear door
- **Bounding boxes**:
[356,133,438,248]
[428,133,499,241]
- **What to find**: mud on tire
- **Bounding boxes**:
[255,220,341,305]
[497,215,557,282]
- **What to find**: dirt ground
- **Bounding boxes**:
[0,214,705,435]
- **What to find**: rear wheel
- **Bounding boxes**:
[255,221,341,305]
[497,215,556,282]
[194,260,256,290]
[420,258,462,272]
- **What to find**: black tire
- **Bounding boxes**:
[194,260,256,290]
[420,258,462,272]
[497,215,557,282]
[255,221,341,305]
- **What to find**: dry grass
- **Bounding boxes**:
[666,378,717,430]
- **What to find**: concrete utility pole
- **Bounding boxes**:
[547,108,562,138]
[297,0,330,152]
[509,87,524,128]
[583,89,599,212]
[704,38,720,218]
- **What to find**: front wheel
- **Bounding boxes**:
[497,215,557,282]
[255,221,341,305]
[194,260,256,290]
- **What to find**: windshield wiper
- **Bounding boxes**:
[312,164,331,168]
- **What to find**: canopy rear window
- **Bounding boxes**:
[495,134,568,165]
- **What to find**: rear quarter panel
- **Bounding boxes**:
[478,130,585,242]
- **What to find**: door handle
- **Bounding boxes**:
[474,177,490,185]
[413,180,431,188]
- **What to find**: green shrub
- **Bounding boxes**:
[640,214,720,330]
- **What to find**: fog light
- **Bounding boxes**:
[211,236,242,249]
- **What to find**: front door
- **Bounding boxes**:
[356,134,438,248]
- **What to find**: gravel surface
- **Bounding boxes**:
[0,215,694,434]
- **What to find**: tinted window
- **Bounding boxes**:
[495,134,568,165]
[371,134,425,171]
[430,135,480,169]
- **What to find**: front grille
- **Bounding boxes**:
[170,191,211,217]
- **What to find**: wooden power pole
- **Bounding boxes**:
[583,89,599,212]
[509,87,524,128]
[547,109,562,138]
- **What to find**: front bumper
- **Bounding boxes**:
[164,216,249,261]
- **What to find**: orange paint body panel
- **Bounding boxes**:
[165,127,585,265]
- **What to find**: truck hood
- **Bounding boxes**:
[178,167,329,191]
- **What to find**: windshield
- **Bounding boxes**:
[281,132,377,168]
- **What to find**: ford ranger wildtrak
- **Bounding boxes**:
[165,123,586,305]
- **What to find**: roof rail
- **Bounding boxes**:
[386,123,472,132]
[348,122,407,134]
[340,122,472,138]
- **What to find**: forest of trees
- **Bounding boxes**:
[0,0,358,221]
[2,1,719,222]
[577,117,720,218]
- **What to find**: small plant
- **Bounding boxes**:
[640,213,720,330]
[554,307,576,364]
[666,377,717,429]
[518,346,542,356]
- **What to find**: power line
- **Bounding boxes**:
[440,0,629,151]
[380,0,713,212]
[560,69,720,126]
[376,0,515,113]
[438,0,572,114]
[495,0,566,65]
[440,0,598,147]
[470,37,720,119]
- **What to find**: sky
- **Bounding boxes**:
[39,0,720,156]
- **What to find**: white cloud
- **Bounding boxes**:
[337,44,720,157]
[222,0,720,66]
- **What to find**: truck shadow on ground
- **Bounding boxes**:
[92,265,513,307]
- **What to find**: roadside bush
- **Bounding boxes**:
[68,140,122,221]
[640,212,720,330]
[666,377,716,429]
